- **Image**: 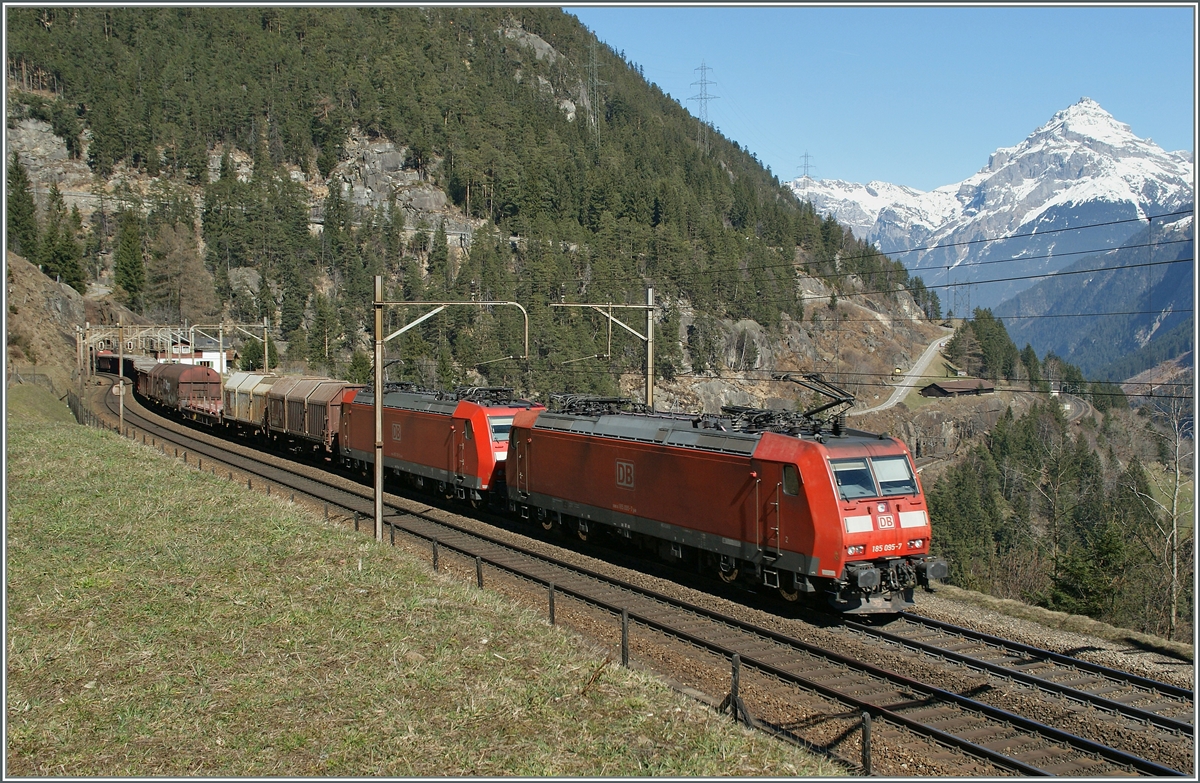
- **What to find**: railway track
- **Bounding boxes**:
[844,613,1193,733]
[88,377,1190,776]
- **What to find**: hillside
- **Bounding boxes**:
[6,6,944,416]
[994,215,1194,380]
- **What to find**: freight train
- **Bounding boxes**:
[121,359,946,613]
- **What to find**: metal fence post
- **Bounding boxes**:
[390,520,395,546]
[621,608,629,667]
[432,539,439,572]
[354,511,360,532]
[731,653,741,708]
[475,556,483,588]
[548,583,556,625]
[862,711,872,775]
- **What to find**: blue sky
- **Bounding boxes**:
[564,5,1196,192]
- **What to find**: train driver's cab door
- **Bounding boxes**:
[750,459,803,561]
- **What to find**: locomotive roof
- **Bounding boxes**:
[530,411,895,456]
[355,385,534,415]
[353,388,459,415]
[531,411,761,455]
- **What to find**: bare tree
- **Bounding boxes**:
[146,223,218,324]
[1126,395,1194,640]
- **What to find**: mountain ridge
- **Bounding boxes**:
[790,98,1194,311]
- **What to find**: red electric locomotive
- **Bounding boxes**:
[341,385,543,504]
[506,382,946,613]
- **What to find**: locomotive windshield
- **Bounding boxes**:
[871,455,918,496]
[831,458,877,499]
[489,417,514,441]
[830,455,917,500]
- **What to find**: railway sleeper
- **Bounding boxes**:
[980,736,1045,754]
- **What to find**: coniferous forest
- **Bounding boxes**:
[6,6,916,393]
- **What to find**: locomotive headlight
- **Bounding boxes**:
[907,539,924,549]
[847,545,865,556]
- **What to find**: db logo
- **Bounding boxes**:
[616,460,636,490]
[877,514,895,529]
[391,422,402,441]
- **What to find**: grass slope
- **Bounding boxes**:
[5,388,838,777]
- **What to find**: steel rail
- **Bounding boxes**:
[370,513,1184,777]
[842,618,1193,735]
[898,612,1194,701]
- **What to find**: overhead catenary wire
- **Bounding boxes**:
[510,255,1193,307]
[500,209,1194,288]
[508,361,1196,396]
[519,373,1195,404]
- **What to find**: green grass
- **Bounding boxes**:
[6,382,76,424]
[5,389,840,777]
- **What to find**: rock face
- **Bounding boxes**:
[7,249,147,396]
[5,118,97,217]
[792,98,1194,309]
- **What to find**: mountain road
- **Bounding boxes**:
[848,327,955,416]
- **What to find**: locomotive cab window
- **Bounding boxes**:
[489,417,514,442]
[871,455,917,496]
[831,458,878,500]
[782,464,800,496]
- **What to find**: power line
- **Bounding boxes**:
[513,362,1196,398]
[688,61,718,154]
[513,255,1192,306]
[875,209,1195,259]
[499,211,1193,289]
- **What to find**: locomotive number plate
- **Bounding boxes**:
[616,460,635,490]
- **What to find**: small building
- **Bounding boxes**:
[151,337,235,374]
[919,379,996,398]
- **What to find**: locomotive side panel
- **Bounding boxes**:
[509,419,767,563]
[342,394,467,488]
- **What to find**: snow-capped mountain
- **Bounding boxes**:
[791,98,1194,310]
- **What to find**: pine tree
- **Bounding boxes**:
[113,210,145,309]
[280,283,307,337]
[308,293,338,368]
[238,335,279,371]
[346,350,372,383]
[6,152,38,260]
[38,183,86,293]
[428,219,450,293]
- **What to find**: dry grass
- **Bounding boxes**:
[934,584,1194,662]
[5,390,841,777]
